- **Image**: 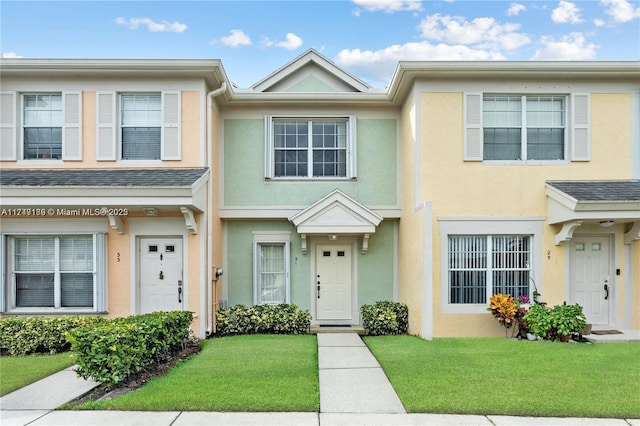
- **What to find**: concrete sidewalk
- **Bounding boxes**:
[2,333,639,426]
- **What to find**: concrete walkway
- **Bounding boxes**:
[318,332,405,414]
[2,333,639,426]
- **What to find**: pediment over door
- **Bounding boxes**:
[289,189,383,254]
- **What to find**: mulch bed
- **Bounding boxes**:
[67,339,202,406]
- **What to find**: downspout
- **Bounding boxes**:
[206,81,227,336]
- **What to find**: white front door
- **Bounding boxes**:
[569,236,611,325]
[139,237,183,313]
[316,245,352,321]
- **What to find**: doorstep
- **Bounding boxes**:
[309,324,365,335]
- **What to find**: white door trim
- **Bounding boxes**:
[568,234,614,326]
[128,218,189,315]
[309,236,358,325]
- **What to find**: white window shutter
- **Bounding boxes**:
[0,91,17,161]
[348,115,357,178]
[96,92,116,161]
[62,91,82,160]
[264,115,274,178]
[161,91,181,160]
[464,93,483,161]
[571,93,590,161]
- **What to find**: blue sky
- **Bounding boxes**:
[2,0,639,87]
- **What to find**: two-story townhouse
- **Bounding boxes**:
[0,59,228,338]
[2,52,638,339]
[217,51,401,327]
[393,62,640,338]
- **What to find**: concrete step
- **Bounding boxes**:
[310,325,365,335]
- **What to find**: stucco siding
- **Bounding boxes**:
[222,118,398,207]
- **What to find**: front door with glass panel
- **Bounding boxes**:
[139,238,183,313]
[316,245,352,321]
[569,236,610,325]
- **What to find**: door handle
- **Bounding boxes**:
[317,281,320,299]
[178,280,183,303]
[604,283,609,300]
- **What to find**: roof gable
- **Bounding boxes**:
[251,49,371,94]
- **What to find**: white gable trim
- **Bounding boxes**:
[290,189,382,254]
[251,49,371,93]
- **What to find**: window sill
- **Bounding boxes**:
[17,159,64,165]
[265,177,357,182]
[117,159,164,165]
[3,308,102,315]
[481,160,569,166]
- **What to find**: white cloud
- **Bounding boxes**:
[352,0,423,13]
[593,18,606,26]
[507,3,526,16]
[262,33,303,50]
[276,33,303,50]
[419,14,530,50]
[551,1,584,24]
[220,29,252,47]
[115,17,187,33]
[335,42,506,84]
[1,52,23,58]
[601,0,640,22]
[533,32,598,59]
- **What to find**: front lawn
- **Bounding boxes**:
[78,334,319,412]
[365,335,640,418]
[0,353,77,396]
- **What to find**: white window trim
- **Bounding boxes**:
[252,231,291,305]
[465,92,589,164]
[96,91,181,163]
[15,92,83,163]
[438,217,544,314]
[3,233,107,314]
[264,115,357,180]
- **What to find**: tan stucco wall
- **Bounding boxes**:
[105,223,132,318]
[407,92,635,337]
[1,91,202,168]
[210,108,224,312]
[634,241,640,330]
[397,96,425,335]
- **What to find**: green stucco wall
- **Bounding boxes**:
[223,118,398,207]
[225,220,396,313]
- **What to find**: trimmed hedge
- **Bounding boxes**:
[361,301,409,336]
[0,316,106,356]
[67,311,194,388]
[215,304,311,336]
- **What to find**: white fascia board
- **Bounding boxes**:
[545,184,579,210]
[219,206,400,219]
[1,187,207,212]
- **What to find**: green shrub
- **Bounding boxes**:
[215,304,310,336]
[0,316,106,356]
[523,302,586,341]
[67,311,193,388]
[361,301,409,336]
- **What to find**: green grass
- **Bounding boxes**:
[79,334,319,412]
[0,352,77,396]
[365,335,640,418]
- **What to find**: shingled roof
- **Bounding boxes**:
[0,168,209,187]
[546,180,640,202]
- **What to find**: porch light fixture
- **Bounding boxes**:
[599,220,615,228]
[143,207,158,217]
[328,234,338,241]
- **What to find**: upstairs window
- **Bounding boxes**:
[483,95,566,161]
[120,93,161,160]
[23,94,62,160]
[266,116,356,179]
